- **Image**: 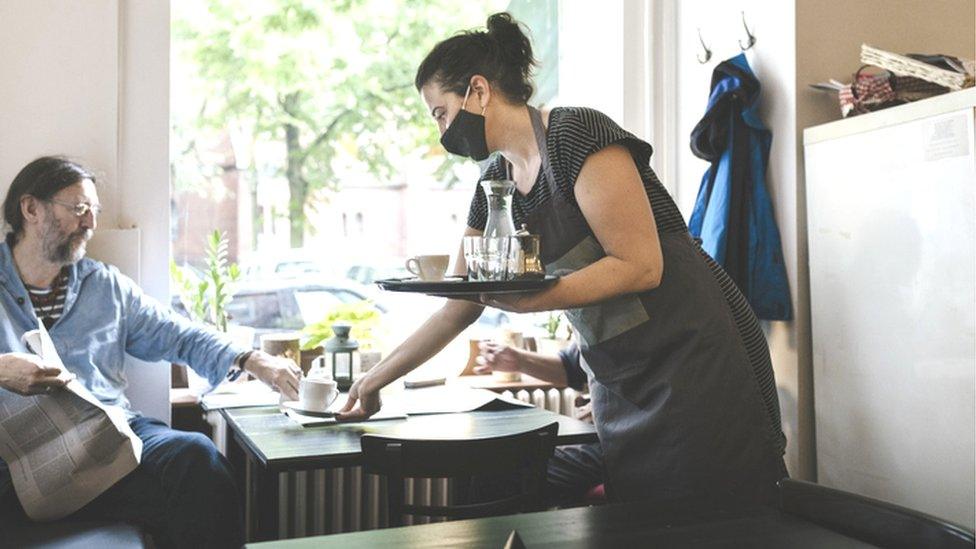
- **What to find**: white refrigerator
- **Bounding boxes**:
[804,88,976,528]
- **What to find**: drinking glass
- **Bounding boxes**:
[462,236,482,281]
[480,236,513,281]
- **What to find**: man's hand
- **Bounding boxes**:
[473,340,523,375]
[0,353,69,396]
[575,402,593,424]
[243,351,301,401]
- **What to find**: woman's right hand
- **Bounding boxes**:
[336,374,383,421]
[0,353,69,396]
[474,340,523,375]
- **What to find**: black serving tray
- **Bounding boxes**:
[376,275,558,297]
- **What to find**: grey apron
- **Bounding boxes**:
[523,107,784,507]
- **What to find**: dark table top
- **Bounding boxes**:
[247,501,877,548]
[223,404,598,471]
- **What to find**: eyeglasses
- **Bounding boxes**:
[45,198,102,218]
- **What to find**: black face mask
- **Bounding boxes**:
[440,86,490,161]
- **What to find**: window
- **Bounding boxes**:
[224,293,281,329]
[171,0,561,377]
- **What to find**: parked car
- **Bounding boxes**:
[239,249,339,281]
[171,278,385,348]
[345,262,412,286]
[170,275,510,349]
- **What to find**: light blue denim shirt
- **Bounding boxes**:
[0,241,247,417]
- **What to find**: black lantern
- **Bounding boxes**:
[324,324,359,391]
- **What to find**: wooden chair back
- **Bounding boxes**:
[362,422,559,526]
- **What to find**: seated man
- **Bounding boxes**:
[475,338,604,507]
[0,156,301,548]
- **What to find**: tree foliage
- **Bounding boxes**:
[172,0,505,247]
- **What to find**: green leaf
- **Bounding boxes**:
[169,229,242,332]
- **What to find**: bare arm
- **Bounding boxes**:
[338,226,486,419]
[474,341,568,386]
[486,144,664,313]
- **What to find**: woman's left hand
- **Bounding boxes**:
[479,291,547,313]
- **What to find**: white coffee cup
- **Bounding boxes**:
[405,254,450,281]
[299,376,339,413]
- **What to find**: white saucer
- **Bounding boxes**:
[281,400,337,418]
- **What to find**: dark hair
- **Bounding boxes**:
[415,12,537,104]
[3,156,95,245]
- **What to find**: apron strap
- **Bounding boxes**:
[528,106,559,195]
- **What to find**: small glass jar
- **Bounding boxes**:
[513,233,544,279]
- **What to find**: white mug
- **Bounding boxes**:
[299,376,339,413]
[405,254,450,281]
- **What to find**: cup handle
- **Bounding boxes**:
[325,391,340,410]
[405,257,421,278]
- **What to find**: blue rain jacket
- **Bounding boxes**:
[689,54,792,320]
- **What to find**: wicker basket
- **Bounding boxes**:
[861,44,974,91]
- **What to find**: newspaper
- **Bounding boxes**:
[0,324,142,520]
[284,387,534,427]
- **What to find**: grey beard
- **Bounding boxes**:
[44,230,91,265]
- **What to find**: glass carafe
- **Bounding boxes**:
[479,180,518,280]
[480,180,517,237]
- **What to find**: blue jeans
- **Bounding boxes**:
[0,416,243,548]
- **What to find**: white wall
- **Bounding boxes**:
[557,1,626,123]
[672,0,809,479]
[558,0,813,478]
[0,0,121,215]
[557,1,662,144]
[0,0,171,422]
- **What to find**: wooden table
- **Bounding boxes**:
[247,501,876,548]
[223,404,598,541]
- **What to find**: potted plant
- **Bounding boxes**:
[171,230,252,390]
[536,311,572,356]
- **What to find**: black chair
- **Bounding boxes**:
[778,478,975,549]
[361,422,558,527]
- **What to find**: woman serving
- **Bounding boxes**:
[339,12,787,509]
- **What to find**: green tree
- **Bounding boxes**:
[173,0,505,248]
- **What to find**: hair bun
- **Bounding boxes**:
[486,12,520,36]
[415,11,537,104]
[486,12,535,76]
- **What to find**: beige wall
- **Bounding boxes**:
[797,0,976,134]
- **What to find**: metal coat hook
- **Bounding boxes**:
[696,28,712,64]
[738,11,756,51]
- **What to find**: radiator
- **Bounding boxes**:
[208,387,580,540]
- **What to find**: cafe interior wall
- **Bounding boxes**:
[668,0,975,481]
[0,0,172,423]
